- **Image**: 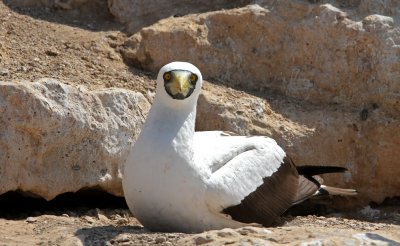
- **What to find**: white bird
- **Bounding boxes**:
[123,61,356,233]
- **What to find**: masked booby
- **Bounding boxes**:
[123,61,356,233]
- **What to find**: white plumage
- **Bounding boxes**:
[123,62,355,233]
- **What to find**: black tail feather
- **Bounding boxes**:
[292,165,357,205]
[296,165,347,176]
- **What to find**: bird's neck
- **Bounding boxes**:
[140,99,196,155]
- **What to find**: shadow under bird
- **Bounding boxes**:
[123,61,357,233]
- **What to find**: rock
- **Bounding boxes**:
[0,79,150,200]
[121,2,400,205]
[107,0,400,33]
[107,0,252,33]
[122,2,400,116]
[26,217,37,223]
[114,234,130,243]
[0,68,9,76]
[352,233,399,245]
[95,209,109,223]
[45,49,59,57]
[82,216,95,224]
[154,236,166,244]
[193,235,214,245]
[237,227,270,235]
[359,206,381,219]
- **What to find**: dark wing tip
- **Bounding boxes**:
[222,156,298,226]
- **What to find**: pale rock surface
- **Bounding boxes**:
[107,0,251,33]
[121,2,400,205]
[0,79,150,200]
[122,2,400,116]
[107,0,400,33]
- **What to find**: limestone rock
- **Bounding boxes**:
[122,2,400,117]
[0,79,150,200]
[107,0,400,33]
[107,0,252,33]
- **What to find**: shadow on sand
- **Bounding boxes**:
[75,225,148,245]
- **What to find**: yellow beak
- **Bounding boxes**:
[172,72,190,93]
[167,71,191,96]
[164,70,196,100]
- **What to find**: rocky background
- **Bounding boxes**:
[0,0,399,245]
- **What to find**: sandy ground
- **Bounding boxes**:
[1,1,400,245]
[0,206,399,245]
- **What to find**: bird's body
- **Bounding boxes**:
[123,62,356,233]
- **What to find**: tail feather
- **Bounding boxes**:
[319,185,357,196]
[292,165,357,206]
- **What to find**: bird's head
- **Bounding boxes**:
[155,62,203,108]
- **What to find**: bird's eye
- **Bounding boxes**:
[190,74,197,83]
[164,72,171,81]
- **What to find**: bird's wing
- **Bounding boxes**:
[194,131,255,172]
[195,131,299,226]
